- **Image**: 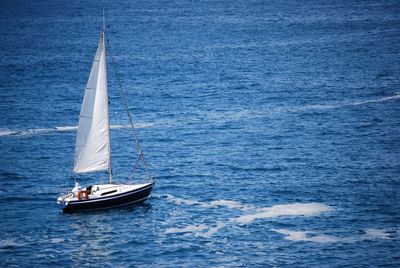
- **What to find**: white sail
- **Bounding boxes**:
[73,30,111,174]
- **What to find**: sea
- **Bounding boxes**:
[0,0,400,267]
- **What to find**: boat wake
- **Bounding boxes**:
[275,92,400,118]
[162,194,398,242]
[300,92,400,112]
[195,92,400,125]
[1,93,398,139]
[0,123,154,138]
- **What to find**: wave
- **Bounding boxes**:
[163,194,397,242]
[164,194,255,211]
[1,94,398,139]
[165,224,208,234]
[194,92,400,125]
[165,222,228,238]
[0,129,17,137]
[273,228,397,243]
[163,194,334,238]
[0,239,28,249]
[0,128,54,137]
[55,126,78,132]
[0,123,154,138]
[300,92,400,112]
[349,93,400,106]
[364,228,395,240]
[234,203,334,224]
[166,202,333,238]
[201,200,254,211]
[164,194,333,217]
[273,229,339,243]
[164,194,202,206]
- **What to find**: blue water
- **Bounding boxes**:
[1,0,400,266]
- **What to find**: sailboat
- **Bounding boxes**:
[57,22,154,212]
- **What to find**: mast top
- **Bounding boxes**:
[102,10,105,32]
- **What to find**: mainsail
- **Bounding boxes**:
[73,30,111,174]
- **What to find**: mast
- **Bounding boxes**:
[103,12,113,184]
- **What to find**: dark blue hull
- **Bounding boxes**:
[62,182,153,213]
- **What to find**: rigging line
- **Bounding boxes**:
[105,35,152,181]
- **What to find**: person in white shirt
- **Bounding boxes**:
[71,182,81,195]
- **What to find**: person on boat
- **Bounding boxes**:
[73,183,89,200]
[71,182,81,196]
[86,185,93,195]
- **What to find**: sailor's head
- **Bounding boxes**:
[75,182,80,187]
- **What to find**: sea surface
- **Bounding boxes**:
[1,0,400,267]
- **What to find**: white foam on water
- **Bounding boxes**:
[364,228,393,240]
[165,194,201,206]
[55,126,78,132]
[19,128,54,137]
[110,124,153,129]
[129,122,155,129]
[273,228,398,244]
[164,201,332,236]
[199,221,227,238]
[235,203,334,225]
[49,238,66,244]
[2,94,397,138]
[165,194,252,210]
[162,195,397,242]
[301,93,400,112]
[164,222,228,237]
[165,224,208,234]
[273,229,339,243]
[300,104,337,111]
[0,129,17,137]
[201,200,254,211]
[164,195,334,238]
[198,93,400,125]
[0,239,27,249]
[350,93,400,106]
[0,123,154,138]
[110,124,128,129]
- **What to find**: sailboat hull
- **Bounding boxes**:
[60,182,153,213]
